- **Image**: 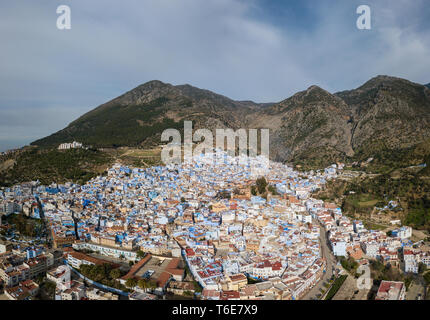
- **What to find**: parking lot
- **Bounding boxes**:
[135,256,173,281]
[332,274,369,300]
[406,281,425,300]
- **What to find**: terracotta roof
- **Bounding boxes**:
[220,290,240,300]
[156,271,171,288]
[68,251,118,266]
[230,274,247,282]
[166,258,180,269]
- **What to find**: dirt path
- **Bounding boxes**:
[332,274,369,300]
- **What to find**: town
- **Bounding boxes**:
[0,150,429,301]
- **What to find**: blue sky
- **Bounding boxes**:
[0,0,429,152]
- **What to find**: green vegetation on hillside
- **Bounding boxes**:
[256,177,268,194]
[3,213,45,238]
[294,146,348,171]
[339,257,359,275]
[32,98,182,148]
[343,174,430,230]
[317,170,430,231]
[0,147,113,187]
[351,140,430,175]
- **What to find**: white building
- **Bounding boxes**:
[72,242,137,261]
[332,241,347,257]
[47,265,72,291]
[392,227,412,240]
[86,288,119,300]
[58,141,83,150]
[362,242,380,258]
[404,259,418,274]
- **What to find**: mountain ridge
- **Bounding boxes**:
[31,75,430,169]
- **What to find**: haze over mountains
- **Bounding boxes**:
[32,76,430,168]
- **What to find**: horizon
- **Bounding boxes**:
[1,74,427,154]
[1,73,429,154]
[0,75,430,152]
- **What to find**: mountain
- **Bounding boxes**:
[32,81,263,148]
[336,76,430,163]
[31,76,430,169]
[249,85,354,166]
[426,83,430,89]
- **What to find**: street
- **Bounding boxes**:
[302,222,338,300]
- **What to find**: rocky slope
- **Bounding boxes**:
[249,85,354,166]
[32,81,262,148]
[337,76,430,159]
[31,76,430,168]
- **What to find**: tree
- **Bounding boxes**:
[138,279,148,292]
[110,268,121,279]
[423,271,430,285]
[268,185,278,195]
[256,177,267,194]
[125,278,137,289]
[340,256,359,275]
[136,250,145,259]
[148,280,157,290]
[251,185,257,196]
[193,281,202,293]
[418,262,427,274]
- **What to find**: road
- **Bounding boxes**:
[302,222,338,300]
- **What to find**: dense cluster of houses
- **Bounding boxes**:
[375,280,406,300]
[313,197,430,285]
[403,242,430,274]
[0,244,63,299]
[2,150,425,300]
[1,151,342,300]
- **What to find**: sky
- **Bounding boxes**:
[0,0,429,152]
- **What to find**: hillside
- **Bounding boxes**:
[0,147,113,187]
[337,76,430,160]
[249,85,354,167]
[3,75,430,229]
[31,76,430,171]
[31,81,258,149]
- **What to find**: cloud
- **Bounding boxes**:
[0,0,429,151]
